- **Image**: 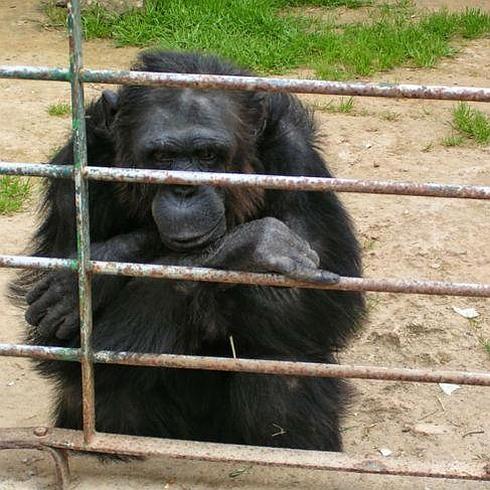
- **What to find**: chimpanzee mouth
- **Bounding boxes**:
[164,219,226,251]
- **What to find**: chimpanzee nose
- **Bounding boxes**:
[170,185,198,198]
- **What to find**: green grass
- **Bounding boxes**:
[315,96,356,113]
[331,96,355,113]
[484,340,490,357]
[282,0,371,7]
[442,134,465,147]
[44,1,490,80]
[0,176,30,215]
[380,110,400,122]
[47,102,71,117]
[452,102,490,145]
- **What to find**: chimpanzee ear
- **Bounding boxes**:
[101,90,119,127]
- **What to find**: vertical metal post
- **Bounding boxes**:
[67,0,96,443]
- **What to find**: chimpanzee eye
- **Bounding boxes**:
[152,149,174,162]
[197,149,216,161]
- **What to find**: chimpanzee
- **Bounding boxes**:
[11,50,364,451]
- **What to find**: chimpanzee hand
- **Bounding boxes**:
[25,271,79,340]
[24,229,161,340]
[208,217,339,284]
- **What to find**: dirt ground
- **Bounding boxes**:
[0,0,489,488]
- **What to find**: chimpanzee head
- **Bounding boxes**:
[97,51,268,251]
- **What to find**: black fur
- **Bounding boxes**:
[10,51,364,452]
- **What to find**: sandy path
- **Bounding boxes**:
[0,1,488,488]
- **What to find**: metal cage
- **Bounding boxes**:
[0,1,489,488]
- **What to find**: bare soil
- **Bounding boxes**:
[0,1,488,488]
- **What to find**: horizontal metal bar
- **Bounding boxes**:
[0,162,73,179]
[1,65,490,102]
[1,343,489,386]
[1,162,489,200]
[84,167,490,199]
[90,352,490,386]
[82,69,490,102]
[91,260,490,297]
[0,428,488,480]
[1,255,488,297]
[0,65,71,82]
[0,255,76,271]
[0,344,80,362]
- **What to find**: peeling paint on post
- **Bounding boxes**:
[67,0,96,444]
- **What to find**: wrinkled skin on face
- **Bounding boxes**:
[112,87,254,251]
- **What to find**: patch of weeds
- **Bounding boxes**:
[421,142,434,152]
[0,176,30,215]
[43,1,67,28]
[484,340,490,357]
[328,96,355,113]
[44,1,116,38]
[365,294,381,312]
[380,111,400,122]
[442,134,465,147]
[362,236,377,251]
[468,318,490,359]
[312,96,356,113]
[452,102,490,145]
[81,4,118,39]
[47,102,71,117]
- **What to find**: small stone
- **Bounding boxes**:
[379,448,392,457]
[412,423,450,436]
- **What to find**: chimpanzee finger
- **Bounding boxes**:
[286,267,340,285]
[266,256,313,277]
[37,303,72,338]
[24,287,63,326]
[25,276,52,305]
[274,228,320,267]
[266,254,339,284]
[55,312,80,340]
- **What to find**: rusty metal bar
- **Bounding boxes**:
[85,167,490,199]
[1,343,489,386]
[1,161,489,200]
[81,69,490,102]
[0,344,80,362]
[0,427,488,481]
[1,254,489,297]
[93,351,490,385]
[67,0,95,444]
[0,162,73,179]
[0,255,76,271]
[1,64,490,102]
[91,260,490,298]
[0,65,71,81]
[0,440,71,489]
[44,447,71,490]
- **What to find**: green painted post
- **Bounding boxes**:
[67,0,96,443]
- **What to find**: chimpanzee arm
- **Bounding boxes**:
[20,94,159,341]
[25,230,161,341]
